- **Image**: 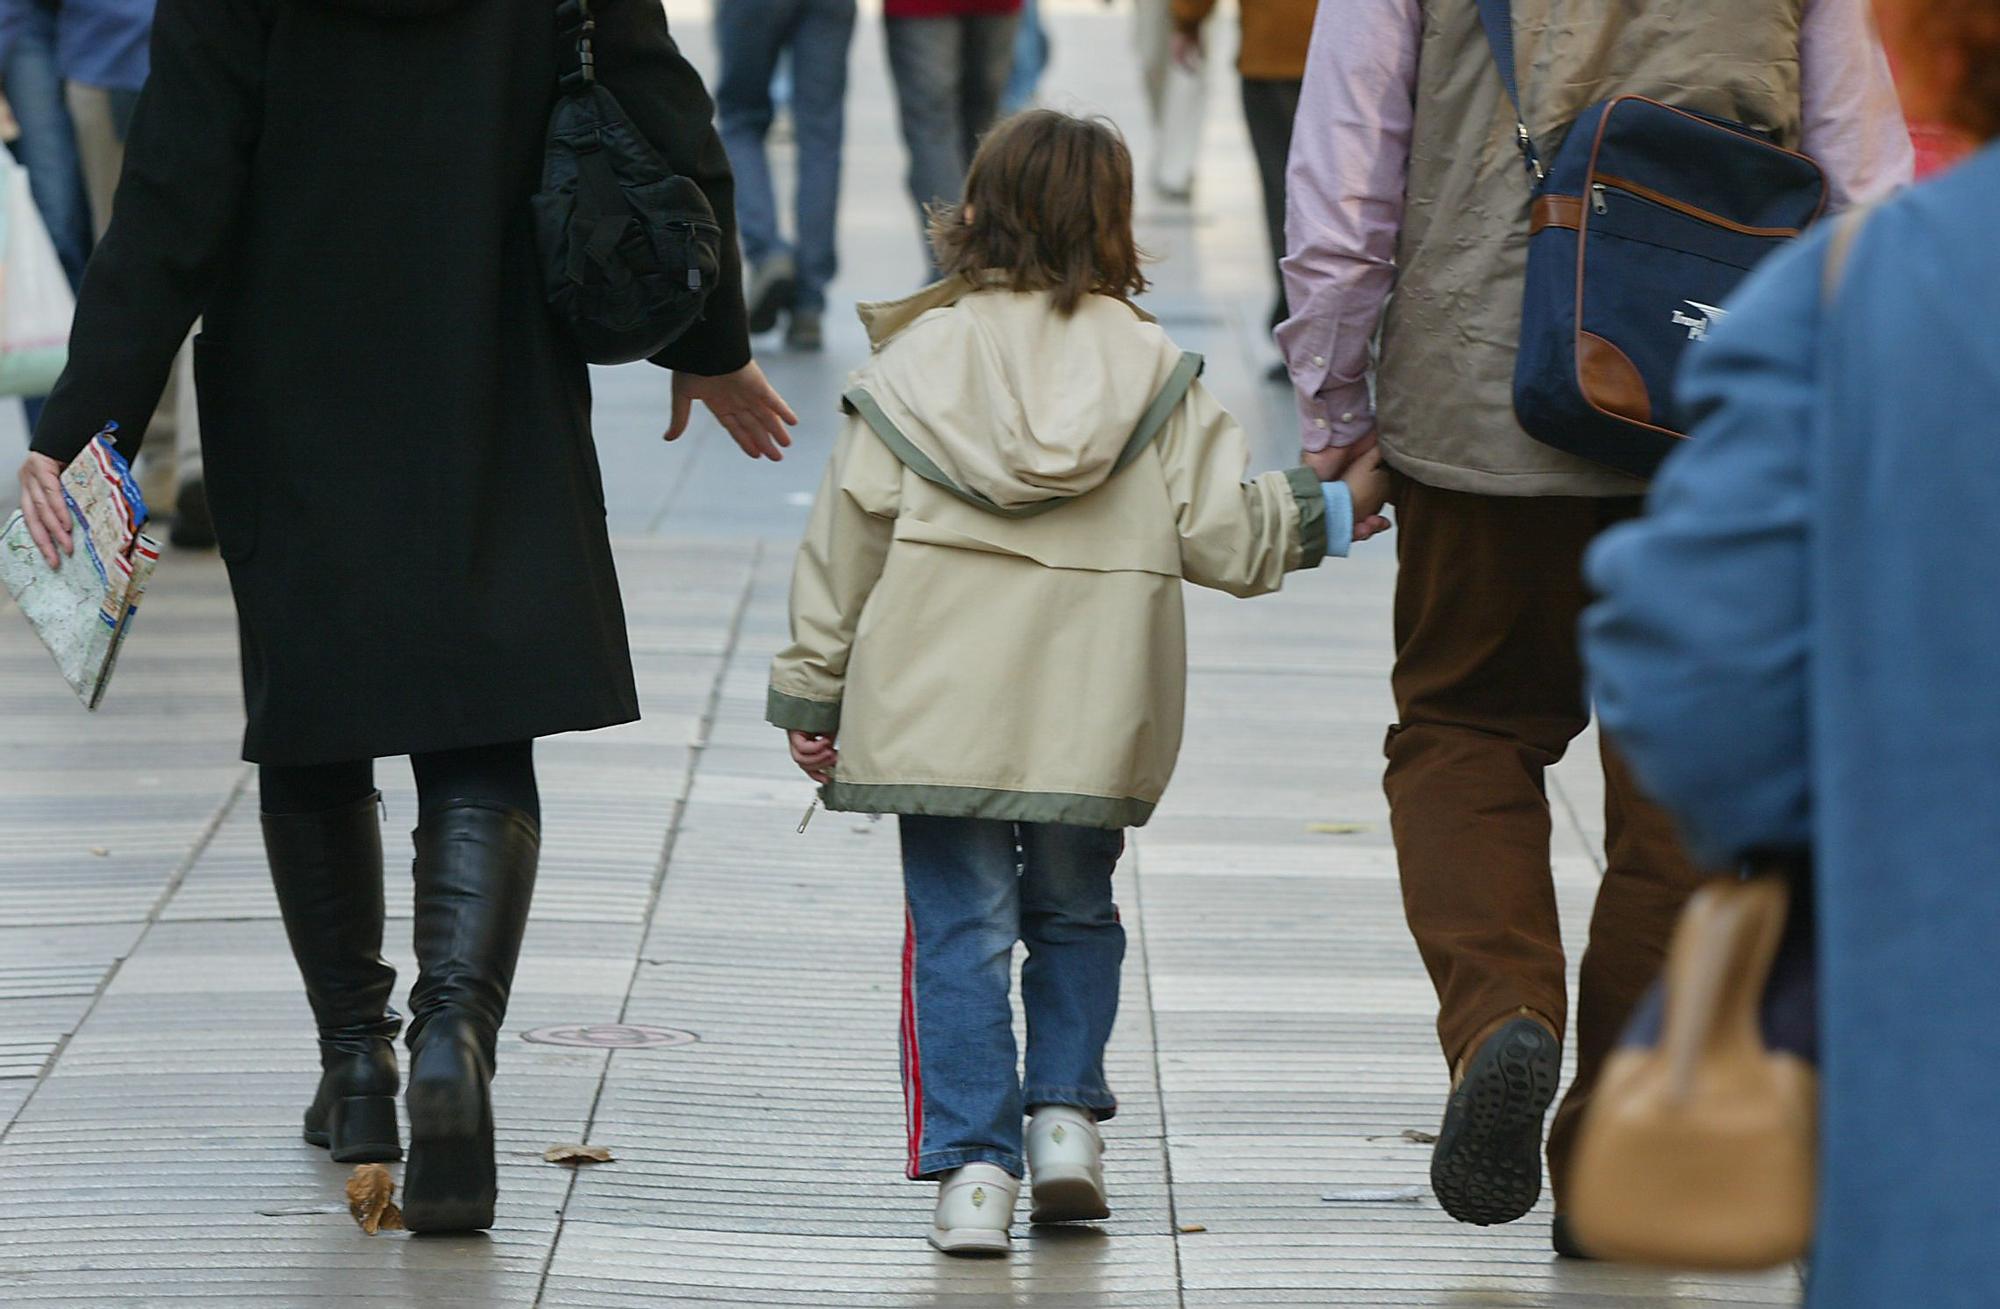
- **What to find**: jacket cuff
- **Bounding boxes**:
[1320,482,1353,558]
[1284,466,1329,570]
[767,687,842,735]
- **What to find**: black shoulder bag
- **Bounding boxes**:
[532,0,722,365]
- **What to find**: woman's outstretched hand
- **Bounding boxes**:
[789,730,838,784]
[14,453,73,569]
[668,361,798,461]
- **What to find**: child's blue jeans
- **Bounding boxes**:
[898,815,1126,1180]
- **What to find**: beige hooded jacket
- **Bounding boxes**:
[766,275,1332,829]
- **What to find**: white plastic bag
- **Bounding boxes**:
[0,153,75,398]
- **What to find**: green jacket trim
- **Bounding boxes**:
[767,688,842,735]
[1284,466,1330,570]
[820,781,1155,831]
[842,351,1207,520]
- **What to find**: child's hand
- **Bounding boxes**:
[1342,446,1394,541]
[789,730,838,784]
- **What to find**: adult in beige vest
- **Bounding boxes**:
[1277,0,1911,1248]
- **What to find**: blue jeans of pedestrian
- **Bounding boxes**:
[883,12,1018,278]
[1,7,92,291]
[1001,0,1047,114]
[899,815,1125,1180]
[713,0,855,313]
[4,1,95,429]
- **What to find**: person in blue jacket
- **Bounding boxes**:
[1581,4,2000,1301]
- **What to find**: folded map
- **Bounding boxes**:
[1,430,161,710]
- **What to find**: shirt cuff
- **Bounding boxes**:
[1320,482,1353,558]
[1298,382,1375,453]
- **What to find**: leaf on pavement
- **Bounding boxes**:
[346,1164,405,1234]
[544,1144,614,1166]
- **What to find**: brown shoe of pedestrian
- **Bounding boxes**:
[1430,1011,1562,1226]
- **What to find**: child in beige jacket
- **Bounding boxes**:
[768,110,1387,1256]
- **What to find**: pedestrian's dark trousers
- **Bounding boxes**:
[1240,77,1302,333]
[1382,471,1717,1205]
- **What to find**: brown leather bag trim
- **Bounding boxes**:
[1594,172,1804,239]
[1530,194,1585,234]
[1577,332,1652,424]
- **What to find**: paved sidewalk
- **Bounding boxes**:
[0,5,1802,1305]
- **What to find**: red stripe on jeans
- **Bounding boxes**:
[901,904,925,1179]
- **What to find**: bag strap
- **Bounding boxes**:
[1473,0,1545,180]
[556,0,597,96]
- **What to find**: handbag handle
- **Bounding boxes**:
[1473,0,1545,180]
[1659,877,1791,1102]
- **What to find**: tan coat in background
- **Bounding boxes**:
[1170,0,1315,80]
[768,276,1330,829]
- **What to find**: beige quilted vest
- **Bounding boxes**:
[1378,0,1806,497]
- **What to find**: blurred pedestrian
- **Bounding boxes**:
[714,0,856,351]
[882,0,1019,276]
[1,0,218,549]
[0,0,130,467]
[768,110,1389,1258]
[12,0,794,1235]
[1134,0,1205,199]
[0,0,93,290]
[1279,0,1911,1249]
[1170,0,1316,365]
[1584,5,2000,1303]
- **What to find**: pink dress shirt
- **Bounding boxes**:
[1277,0,1916,453]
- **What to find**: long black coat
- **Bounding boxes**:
[31,0,751,766]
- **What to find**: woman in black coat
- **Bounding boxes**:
[12,0,794,1232]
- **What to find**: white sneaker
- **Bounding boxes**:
[929,1163,1019,1256]
[1026,1105,1110,1223]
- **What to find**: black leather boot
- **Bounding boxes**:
[401,801,540,1234]
[261,792,403,1163]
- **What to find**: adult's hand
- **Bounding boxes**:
[1304,431,1393,541]
[1302,428,1376,481]
[668,361,799,461]
[14,453,73,569]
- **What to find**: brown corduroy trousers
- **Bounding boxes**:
[1383,472,1718,1203]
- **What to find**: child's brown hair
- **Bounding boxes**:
[928,110,1150,315]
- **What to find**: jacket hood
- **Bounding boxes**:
[847,276,1193,514]
[313,0,470,16]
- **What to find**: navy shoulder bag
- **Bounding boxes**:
[1477,0,1828,478]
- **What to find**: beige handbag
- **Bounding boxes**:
[1568,875,1816,1268]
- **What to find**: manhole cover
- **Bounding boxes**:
[521,1024,698,1050]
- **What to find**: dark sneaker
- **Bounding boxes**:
[785,308,823,353]
[746,254,798,336]
[169,474,218,550]
[1430,1016,1561,1226]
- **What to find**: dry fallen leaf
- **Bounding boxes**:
[1178,1223,1208,1234]
[544,1144,614,1166]
[1305,822,1371,836]
[346,1164,405,1234]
